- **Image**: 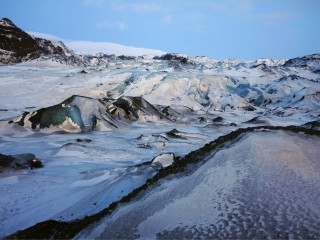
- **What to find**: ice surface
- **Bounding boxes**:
[77,130,320,239]
[0,123,213,237]
[0,53,320,238]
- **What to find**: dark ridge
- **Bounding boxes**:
[244,105,256,111]
[153,53,187,62]
[212,116,223,122]
[301,120,320,130]
[117,55,136,60]
[61,95,94,105]
[17,112,30,126]
[113,98,139,119]
[129,96,165,119]
[198,117,206,123]
[250,63,273,73]
[154,53,189,70]
[203,123,226,128]
[76,138,92,143]
[6,125,320,239]
[166,129,187,139]
[245,117,268,124]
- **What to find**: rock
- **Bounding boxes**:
[198,117,206,123]
[166,129,187,139]
[301,120,320,130]
[0,18,105,66]
[245,117,268,124]
[244,105,256,111]
[76,138,92,143]
[213,116,223,122]
[0,153,43,171]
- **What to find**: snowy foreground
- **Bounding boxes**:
[0,55,320,239]
[77,130,320,239]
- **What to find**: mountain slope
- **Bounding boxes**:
[0,18,44,64]
[0,18,98,66]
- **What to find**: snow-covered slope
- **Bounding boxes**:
[65,41,166,56]
[27,31,166,56]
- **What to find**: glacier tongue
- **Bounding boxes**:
[0,49,320,239]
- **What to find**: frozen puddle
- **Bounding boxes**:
[78,130,320,239]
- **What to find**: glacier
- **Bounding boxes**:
[0,18,320,239]
[0,53,319,239]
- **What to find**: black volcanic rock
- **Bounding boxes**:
[0,18,93,66]
[0,153,43,171]
[212,116,223,122]
[301,120,320,130]
[282,54,320,71]
[0,18,44,64]
[154,53,190,70]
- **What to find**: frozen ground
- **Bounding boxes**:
[0,55,319,238]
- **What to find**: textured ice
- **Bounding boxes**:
[0,53,320,238]
[77,130,320,239]
[0,123,213,237]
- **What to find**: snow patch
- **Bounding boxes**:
[152,153,175,168]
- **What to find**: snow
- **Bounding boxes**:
[77,130,320,239]
[65,41,166,56]
[0,52,320,238]
[26,31,166,56]
[27,31,64,42]
[151,153,174,168]
[0,18,14,27]
[0,122,213,237]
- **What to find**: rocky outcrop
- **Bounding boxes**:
[0,18,44,64]
[0,18,106,66]
[0,153,43,172]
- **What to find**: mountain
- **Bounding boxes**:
[0,18,165,66]
[0,18,43,64]
[0,18,82,65]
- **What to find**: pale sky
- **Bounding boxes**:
[1,0,319,59]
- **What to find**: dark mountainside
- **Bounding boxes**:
[0,18,76,64]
